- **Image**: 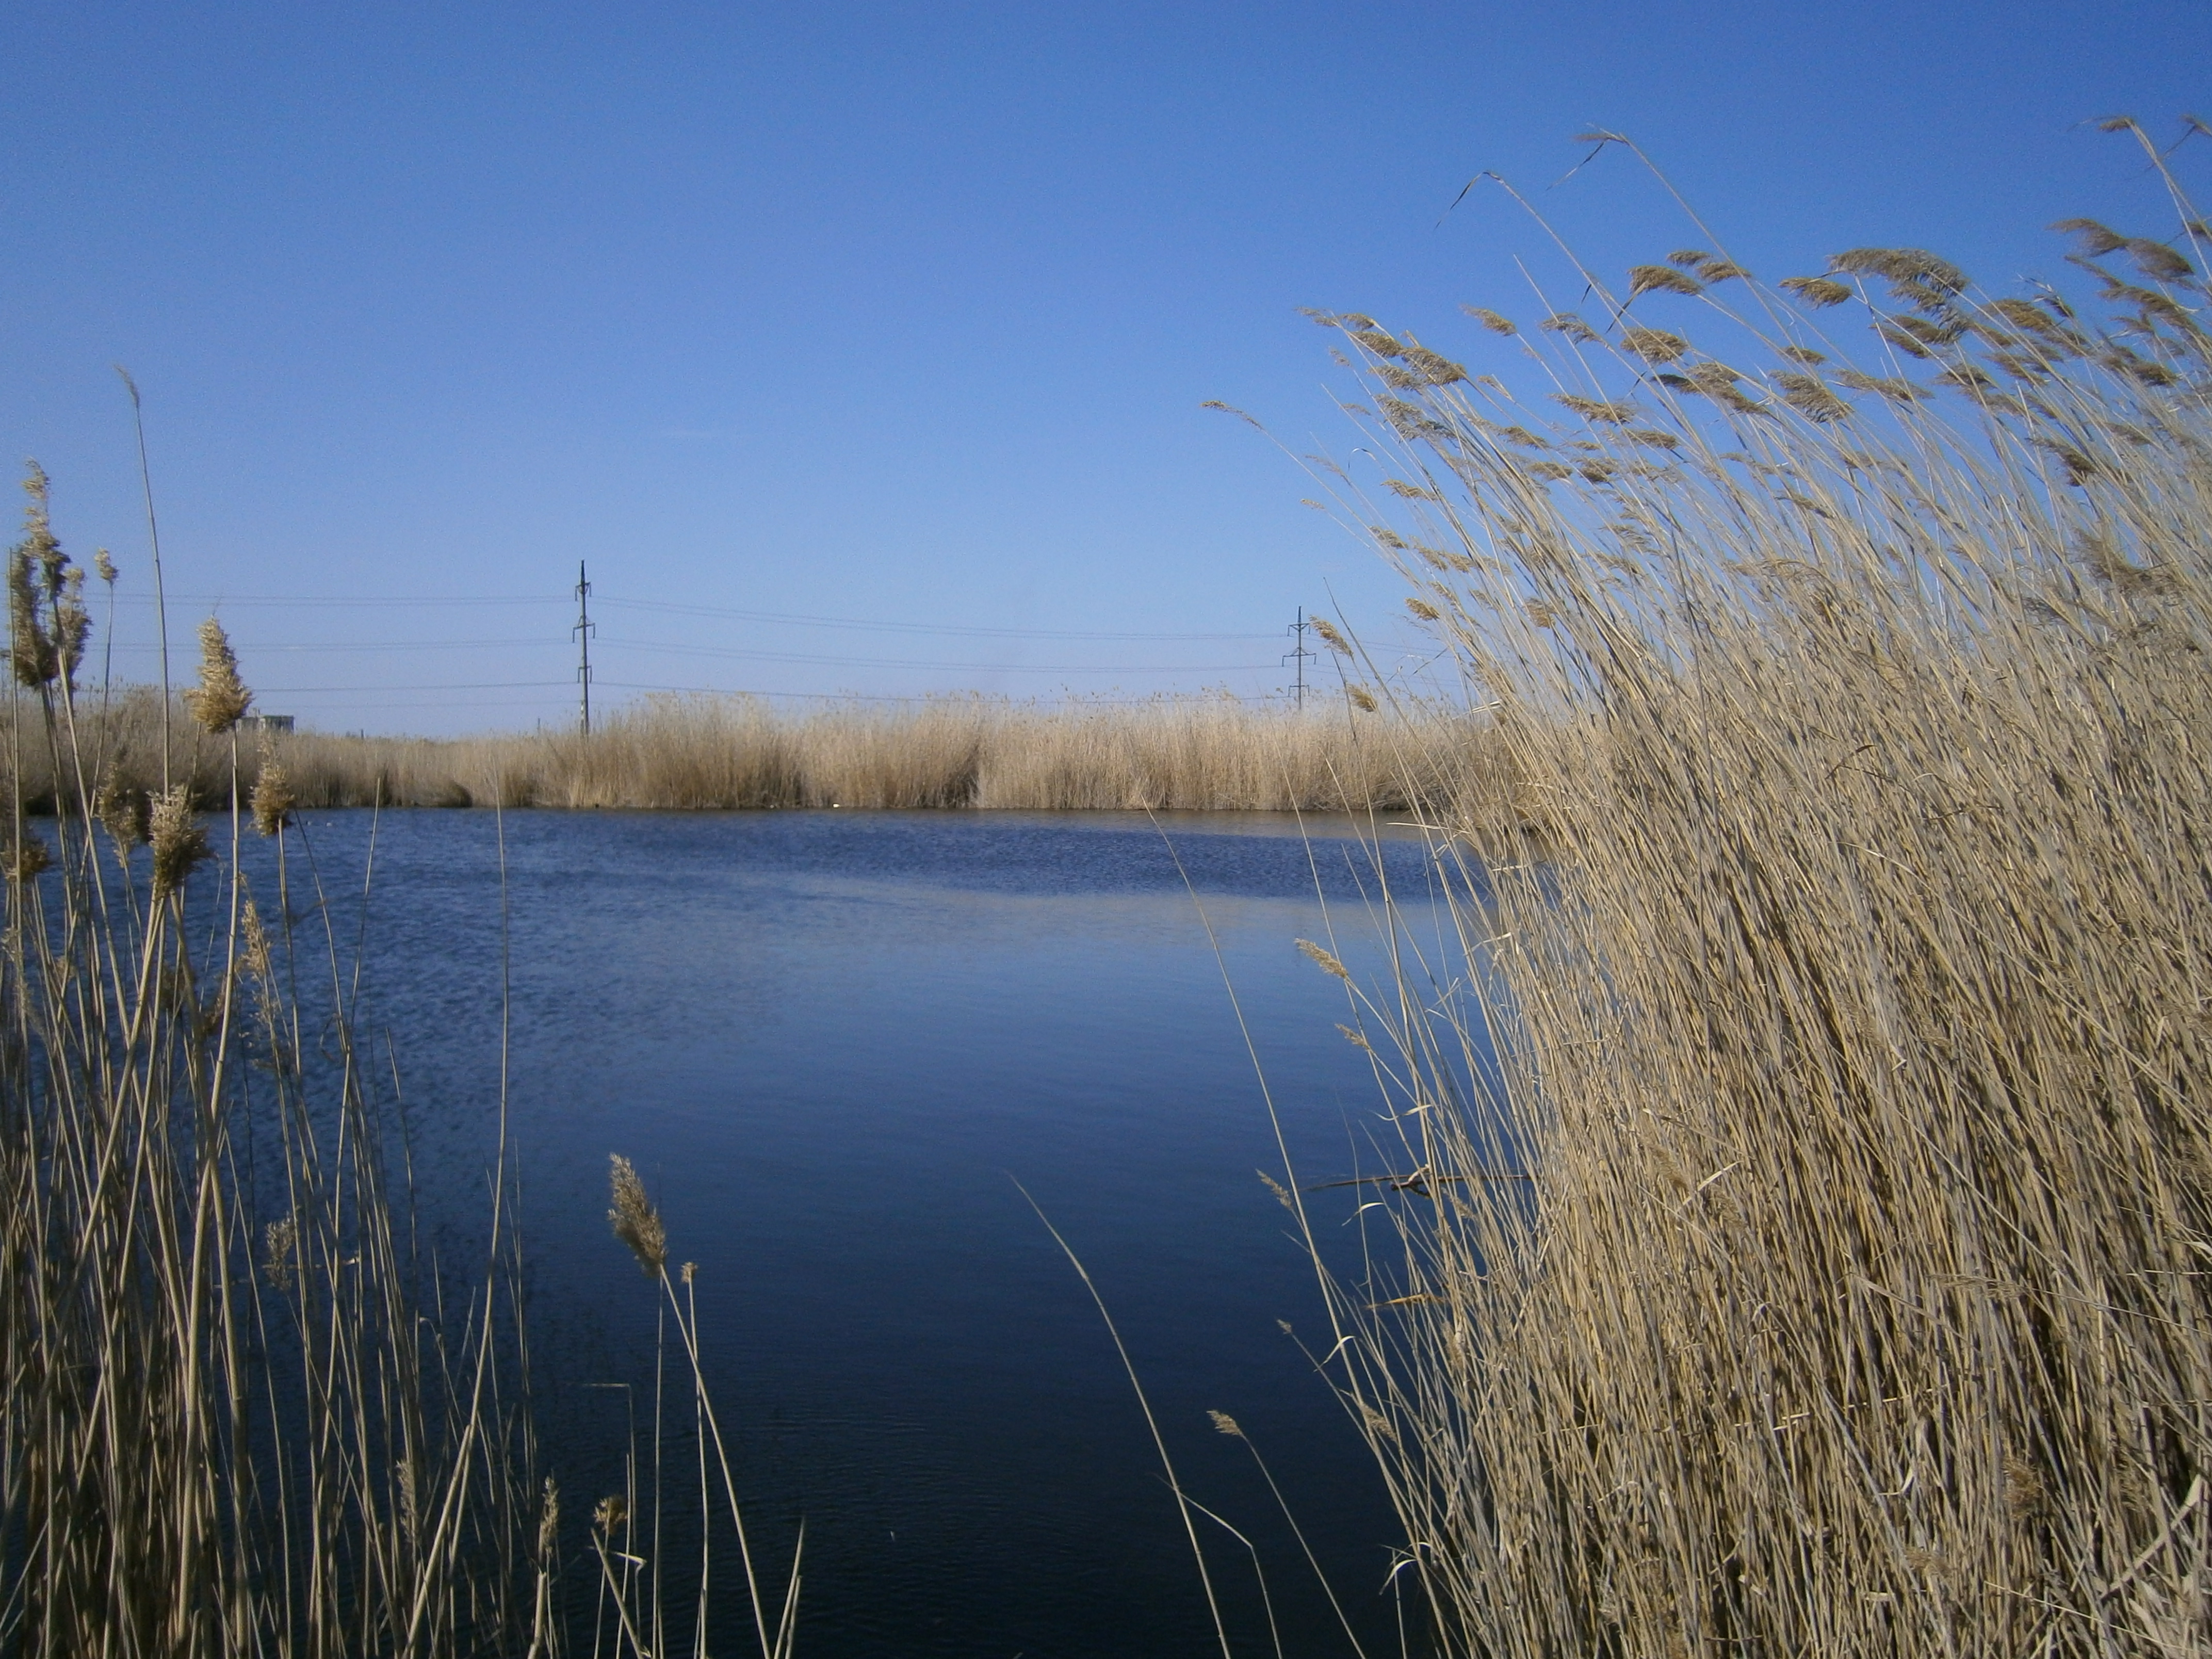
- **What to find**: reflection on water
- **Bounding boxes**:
[263,809,1477,1658]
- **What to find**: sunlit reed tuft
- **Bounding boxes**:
[146,783,209,896]
[607,1153,669,1277]
[250,759,294,835]
[182,616,251,734]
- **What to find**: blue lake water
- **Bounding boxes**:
[257,808,1476,1658]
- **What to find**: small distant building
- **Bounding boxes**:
[242,713,296,735]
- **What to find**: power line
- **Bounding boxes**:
[109,593,567,609]
[595,597,1278,642]
[101,638,554,653]
[118,638,1281,674]
[106,590,1278,642]
[258,681,1298,708]
[253,680,576,692]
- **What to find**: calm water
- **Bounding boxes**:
[257,809,1478,1658]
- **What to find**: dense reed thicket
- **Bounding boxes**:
[1299,126,2211,1656]
[11,690,1500,815]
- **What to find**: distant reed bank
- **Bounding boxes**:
[19,690,1503,814]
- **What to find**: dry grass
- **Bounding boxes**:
[1289,129,2212,1657]
[19,691,1505,815]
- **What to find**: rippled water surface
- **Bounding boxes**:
[272,808,1473,1658]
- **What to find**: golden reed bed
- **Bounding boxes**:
[18,688,1503,814]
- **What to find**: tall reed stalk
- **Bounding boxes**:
[1293,126,2212,1656]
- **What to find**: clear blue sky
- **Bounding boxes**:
[4,1,2204,733]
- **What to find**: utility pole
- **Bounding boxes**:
[1282,607,1315,711]
[574,560,595,734]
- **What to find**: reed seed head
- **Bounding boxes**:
[607,1154,668,1277]
[593,1494,627,1536]
[1406,597,1442,622]
[183,618,252,734]
[1888,313,1966,347]
[536,1478,561,1562]
[149,786,210,897]
[1771,372,1853,423]
[1311,616,1352,654]
[264,1214,299,1293]
[1297,938,1351,979]
[1462,305,1518,336]
[1779,275,1853,308]
[1620,328,1689,363]
[1337,1021,1372,1050]
[51,570,87,685]
[1933,363,1997,394]
[2052,217,2128,257]
[242,896,274,983]
[2124,237,2194,283]
[1554,394,1639,424]
[1208,1410,1245,1438]
[1396,347,1467,386]
[251,762,295,836]
[6,834,52,884]
[1827,246,1969,309]
[1833,369,1926,403]
[8,461,72,689]
[1348,685,1379,712]
[93,548,116,585]
[1878,326,1935,361]
[397,1458,420,1547]
[1539,313,1601,344]
[1628,264,1703,299]
[2004,1453,2048,1521]
[96,770,150,853]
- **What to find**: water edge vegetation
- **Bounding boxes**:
[6,120,2211,1655]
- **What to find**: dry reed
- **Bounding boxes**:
[19,691,1505,815]
[1290,127,2212,1657]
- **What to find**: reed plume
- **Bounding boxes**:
[145,783,208,896]
[250,759,294,834]
[608,1153,669,1277]
[182,616,251,733]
